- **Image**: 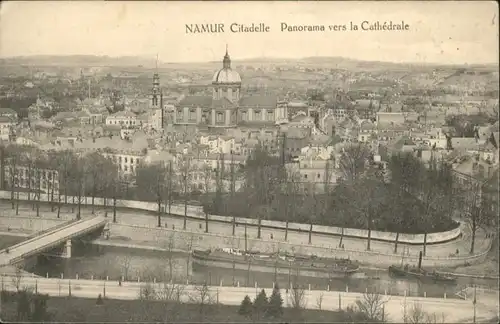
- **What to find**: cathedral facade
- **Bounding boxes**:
[173,48,287,128]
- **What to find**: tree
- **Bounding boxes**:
[238,295,253,317]
[418,156,447,256]
[245,145,281,239]
[284,170,301,241]
[84,152,115,214]
[12,266,23,292]
[138,282,157,301]
[267,283,284,318]
[6,145,21,210]
[16,288,32,321]
[163,233,178,282]
[201,165,213,233]
[351,177,386,251]
[229,153,237,235]
[459,179,489,254]
[289,285,307,319]
[188,283,216,321]
[177,156,192,230]
[31,293,51,322]
[136,163,167,227]
[54,150,77,208]
[403,301,446,324]
[354,290,387,322]
[253,289,268,320]
[339,143,371,183]
[388,152,424,252]
[119,255,133,281]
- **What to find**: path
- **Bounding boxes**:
[0,275,497,323]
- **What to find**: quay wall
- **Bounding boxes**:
[103,222,488,269]
[0,190,461,245]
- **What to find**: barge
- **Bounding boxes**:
[192,248,360,279]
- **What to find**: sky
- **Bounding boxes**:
[0,1,498,65]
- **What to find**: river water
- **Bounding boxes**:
[2,235,495,299]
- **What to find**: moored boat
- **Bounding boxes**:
[388,250,457,284]
[388,264,457,283]
[192,248,359,279]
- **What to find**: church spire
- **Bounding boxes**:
[223,45,231,69]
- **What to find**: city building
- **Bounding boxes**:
[173,48,287,127]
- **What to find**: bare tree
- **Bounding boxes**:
[459,179,490,254]
[290,285,307,312]
[157,282,186,323]
[163,232,179,282]
[284,169,301,241]
[355,290,387,322]
[177,156,192,230]
[119,255,133,281]
[6,146,21,210]
[156,282,185,302]
[339,143,371,183]
[418,157,449,256]
[403,301,446,324]
[166,160,174,215]
[54,150,76,209]
[12,266,23,292]
[188,283,216,321]
[229,153,237,235]
[201,165,213,233]
[184,233,195,280]
[316,292,324,310]
[138,282,157,301]
[388,152,424,253]
[136,163,167,227]
[348,177,386,251]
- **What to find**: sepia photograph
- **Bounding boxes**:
[0,0,498,322]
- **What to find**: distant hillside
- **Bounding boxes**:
[0,55,159,67]
[0,54,497,73]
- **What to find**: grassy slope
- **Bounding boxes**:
[0,293,369,323]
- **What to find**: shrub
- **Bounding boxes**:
[96,294,104,305]
[253,289,268,320]
[266,284,284,318]
[238,295,253,317]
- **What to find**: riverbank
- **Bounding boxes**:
[90,236,500,282]
[0,203,494,274]
[100,222,492,269]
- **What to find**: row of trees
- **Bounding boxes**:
[1,140,496,255]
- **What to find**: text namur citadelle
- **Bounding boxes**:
[185,21,410,34]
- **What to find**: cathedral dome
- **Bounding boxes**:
[211,47,241,85]
[212,68,241,84]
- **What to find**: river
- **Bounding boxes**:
[2,235,494,299]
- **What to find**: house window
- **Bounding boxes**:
[119,156,122,163]
[125,157,128,163]
[304,174,308,179]
[241,111,247,121]
[217,112,224,123]
[177,109,183,119]
[267,111,274,121]
[124,165,128,172]
[254,110,261,120]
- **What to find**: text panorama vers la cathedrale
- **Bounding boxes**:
[186,21,410,34]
